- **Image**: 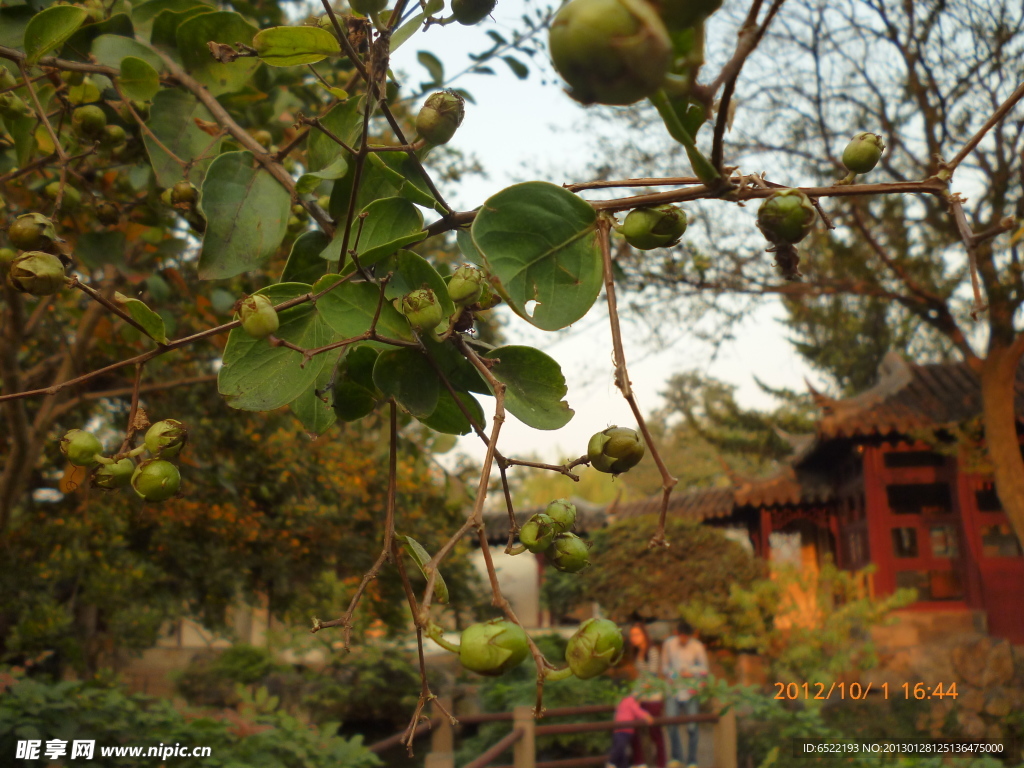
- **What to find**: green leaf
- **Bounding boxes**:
[24,6,88,65]
[76,231,127,270]
[253,26,340,66]
[332,345,380,422]
[368,152,443,212]
[315,274,413,344]
[483,345,574,430]
[218,283,334,411]
[282,230,332,284]
[502,55,529,79]
[151,6,213,48]
[419,387,484,436]
[119,56,161,101]
[176,11,259,96]
[401,535,449,604]
[420,336,488,394]
[132,0,212,40]
[321,197,425,264]
[61,14,134,65]
[143,89,223,188]
[114,293,168,344]
[456,226,485,266]
[471,181,602,331]
[0,7,33,51]
[417,50,444,85]
[198,151,291,280]
[295,158,348,195]
[91,34,165,73]
[307,98,362,172]
[373,348,438,418]
[290,351,340,437]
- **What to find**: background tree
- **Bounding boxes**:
[591,0,1024,542]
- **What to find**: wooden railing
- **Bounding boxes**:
[412,700,737,768]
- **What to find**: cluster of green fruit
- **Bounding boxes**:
[515,499,591,572]
[433,616,623,680]
[548,0,722,106]
[59,419,187,502]
[2,213,67,296]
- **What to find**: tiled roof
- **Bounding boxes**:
[812,352,1024,438]
[482,355,1024,538]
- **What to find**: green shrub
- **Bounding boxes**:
[0,668,379,768]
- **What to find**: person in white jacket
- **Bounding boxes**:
[661,620,708,768]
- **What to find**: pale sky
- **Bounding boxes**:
[388,1,821,464]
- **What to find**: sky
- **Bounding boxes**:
[388,0,821,464]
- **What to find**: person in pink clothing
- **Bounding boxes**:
[608,690,654,768]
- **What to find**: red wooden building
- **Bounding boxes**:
[611,354,1024,643]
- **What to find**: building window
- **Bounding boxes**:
[975,486,1001,512]
[883,451,945,468]
[891,527,918,558]
[981,524,1024,557]
[929,525,958,558]
[895,569,964,600]
[886,483,952,515]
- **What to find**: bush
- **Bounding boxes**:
[583,516,766,620]
[0,667,379,768]
[176,645,289,708]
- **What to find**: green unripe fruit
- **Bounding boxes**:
[44,182,81,208]
[416,91,465,146]
[287,215,305,233]
[653,0,722,30]
[249,129,272,147]
[587,426,645,475]
[60,429,103,468]
[7,252,65,295]
[144,419,188,458]
[95,201,120,225]
[459,619,530,676]
[61,69,86,86]
[0,248,18,267]
[756,189,816,245]
[398,288,444,331]
[170,181,198,206]
[239,294,280,339]
[99,124,127,147]
[549,532,591,573]
[131,459,181,502]
[841,132,885,175]
[451,0,496,25]
[520,513,557,553]
[0,91,30,119]
[544,498,577,532]
[549,0,672,106]
[565,618,623,679]
[317,195,331,211]
[0,68,16,90]
[94,458,135,489]
[72,105,107,138]
[350,0,387,14]
[448,264,485,304]
[7,213,56,251]
[291,204,309,219]
[619,204,687,249]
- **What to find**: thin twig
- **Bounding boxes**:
[942,79,1024,175]
[313,399,399,644]
[597,217,677,547]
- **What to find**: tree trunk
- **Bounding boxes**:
[980,340,1024,547]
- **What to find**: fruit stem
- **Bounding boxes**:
[543,666,574,682]
[507,543,527,556]
[426,621,461,654]
[93,455,114,465]
[649,89,720,186]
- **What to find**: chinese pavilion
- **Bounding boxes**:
[609,353,1024,643]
